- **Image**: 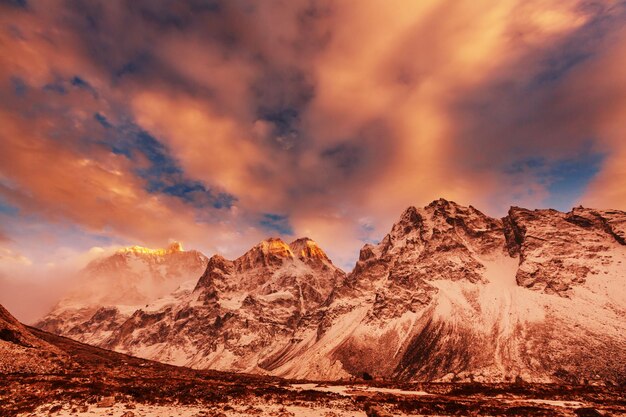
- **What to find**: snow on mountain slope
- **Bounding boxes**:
[35,242,207,345]
[34,200,626,384]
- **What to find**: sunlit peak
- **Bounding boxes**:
[118,241,184,256]
[259,238,294,258]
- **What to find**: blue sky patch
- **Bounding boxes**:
[94,113,112,128]
[259,213,293,235]
[1,0,28,9]
[544,152,605,210]
[0,200,19,216]
[11,76,27,96]
[507,148,605,211]
[71,76,98,97]
[43,81,67,95]
[93,115,236,210]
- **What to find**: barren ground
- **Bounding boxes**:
[1,327,624,417]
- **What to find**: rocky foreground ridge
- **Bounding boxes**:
[36,200,626,384]
[0,304,68,374]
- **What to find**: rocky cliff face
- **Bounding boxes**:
[35,200,626,384]
[505,206,625,295]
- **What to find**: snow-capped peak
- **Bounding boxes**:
[36,242,208,342]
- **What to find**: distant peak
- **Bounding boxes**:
[118,241,184,256]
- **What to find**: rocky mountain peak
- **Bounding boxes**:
[425,199,498,228]
[194,238,342,295]
[425,198,480,222]
[390,206,423,237]
[289,237,331,263]
[261,237,294,258]
[384,200,504,256]
[388,199,501,242]
[426,197,460,210]
[349,201,506,300]
[566,206,626,245]
[235,237,295,271]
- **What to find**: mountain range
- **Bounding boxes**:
[35,199,626,385]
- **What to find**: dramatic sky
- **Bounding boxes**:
[1,0,626,321]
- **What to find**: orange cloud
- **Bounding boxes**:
[131,92,275,207]
[575,26,626,209]
[0,0,624,290]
